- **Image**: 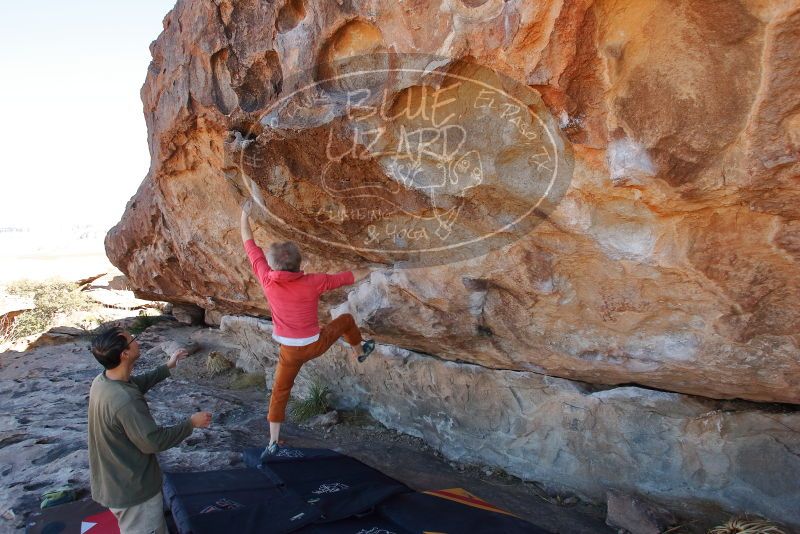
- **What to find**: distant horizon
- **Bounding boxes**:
[0,0,176,232]
[0,222,111,232]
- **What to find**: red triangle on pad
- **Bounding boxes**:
[81,510,119,534]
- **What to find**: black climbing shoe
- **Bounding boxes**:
[260,441,279,462]
[358,339,376,363]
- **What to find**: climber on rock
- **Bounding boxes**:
[240,199,375,460]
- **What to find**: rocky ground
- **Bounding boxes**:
[0,316,633,533]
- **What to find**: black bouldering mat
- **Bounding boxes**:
[163,468,320,534]
[243,447,411,522]
[165,449,546,534]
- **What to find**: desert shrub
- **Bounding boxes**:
[0,315,20,346]
[4,280,91,340]
[229,370,266,390]
[708,516,786,534]
[289,380,330,422]
[129,310,164,335]
[75,314,108,333]
[206,351,234,376]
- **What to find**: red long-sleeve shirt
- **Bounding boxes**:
[244,239,354,341]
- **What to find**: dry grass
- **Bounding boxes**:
[229,370,266,390]
[708,516,786,534]
[206,351,234,376]
[289,380,330,422]
[0,314,20,346]
[3,279,91,341]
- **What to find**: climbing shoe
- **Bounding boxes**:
[358,339,376,363]
[259,441,280,462]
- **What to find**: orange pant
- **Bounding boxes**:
[267,314,363,423]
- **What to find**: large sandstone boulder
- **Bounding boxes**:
[107,0,800,404]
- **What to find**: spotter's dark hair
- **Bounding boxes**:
[90,326,129,370]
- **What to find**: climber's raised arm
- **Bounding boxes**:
[241,200,272,285]
[241,200,255,243]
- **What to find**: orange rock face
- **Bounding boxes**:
[107,0,800,403]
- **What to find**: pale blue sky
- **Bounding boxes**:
[0,0,176,229]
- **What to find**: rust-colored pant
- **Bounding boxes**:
[267,313,363,423]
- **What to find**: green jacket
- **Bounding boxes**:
[87,364,193,508]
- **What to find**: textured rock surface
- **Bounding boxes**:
[218,314,278,372]
[605,490,676,534]
[106,0,800,404]
[222,314,800,528]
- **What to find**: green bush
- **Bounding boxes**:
[129,311,163,335]
[5,280,92,340]
[288,381,331,422]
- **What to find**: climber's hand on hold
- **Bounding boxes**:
[242,199,254,217]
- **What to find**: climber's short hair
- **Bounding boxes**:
[268,241,302,272]
[90,326,128,370]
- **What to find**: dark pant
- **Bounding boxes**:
[267,314,362,423]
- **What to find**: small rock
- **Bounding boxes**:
[27,327,85,349]
[83,288,150,310]
[304,410,339,428]
[48,326,86,336]
[162,340,201,357]
[204,308,223,326]
[171,304,205,325]
[74,272,106,287]
[606,490,675,534]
